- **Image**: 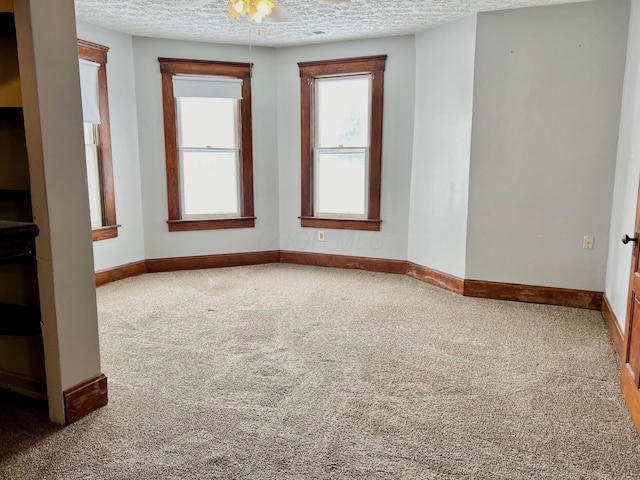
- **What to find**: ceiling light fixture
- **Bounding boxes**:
[228,0,274,24]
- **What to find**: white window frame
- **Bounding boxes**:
[175,97,242,220]
[313,74,372,220]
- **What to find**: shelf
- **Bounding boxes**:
[0,106,22,118]
[0,220,39,264]
[0,303,40,336]
[0,189,30,201]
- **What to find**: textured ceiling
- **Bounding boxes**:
[74,0,591,47]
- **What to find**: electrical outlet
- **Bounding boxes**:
[583,236,594,250]
[318,231,325,242]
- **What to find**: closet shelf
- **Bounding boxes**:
[0,107,23,118]
[0,189,30,201]
[0,220,39,264]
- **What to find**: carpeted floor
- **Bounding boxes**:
[1,263,640,479]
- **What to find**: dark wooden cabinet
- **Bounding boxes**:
[0,220,38,263]
[0,11,46,400]
[0,221,41,337]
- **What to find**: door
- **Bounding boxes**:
[621,180,640,433]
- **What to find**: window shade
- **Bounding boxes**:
[78,59,101,124]
[172,76,243,99]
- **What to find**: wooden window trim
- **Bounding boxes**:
[299,217,381,232]
[298,55,386,231]
[78,39,119,242]
[92,225,118,241]
[167,217,256,232]
[158,57,255,232]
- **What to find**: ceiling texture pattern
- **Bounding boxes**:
[74,0,590,47]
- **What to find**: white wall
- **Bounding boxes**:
[78,1,632,299]
[132,37,280,259]
[407,16,477,278]
[76,21,145,272]
[466,0,629,290]
[606,0,640,329]
[275,35,415,260]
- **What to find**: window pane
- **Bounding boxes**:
[178,97,237,149]
[83,123,103,228]
[316,76,370,148]
[316,150,366,216]
[182,150,239,216]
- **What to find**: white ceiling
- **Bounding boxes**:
[74,0,591,47]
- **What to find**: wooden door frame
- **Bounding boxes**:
[621,177,640,433]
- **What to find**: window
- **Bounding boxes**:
[298,55,386,231]
[159,58,255,231]
[77,39,118,241]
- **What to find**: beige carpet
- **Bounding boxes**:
[1,263,640,479]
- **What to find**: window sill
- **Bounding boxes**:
[299,217,381,231]
[167,217,256,232]
[92,225,120,242]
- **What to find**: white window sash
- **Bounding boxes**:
[178,147,242,219]
[313,147,369,219]
[314,74,372,149]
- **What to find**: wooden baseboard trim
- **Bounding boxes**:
[63,373,108,425]
[406,262,464,294]
[621,365,640,434]
[95,260,147,286]
[602,295,624,361]
[279,251,407,274]
[94,254,606,315]
[463,279,603,310]
[145,250,280,273]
